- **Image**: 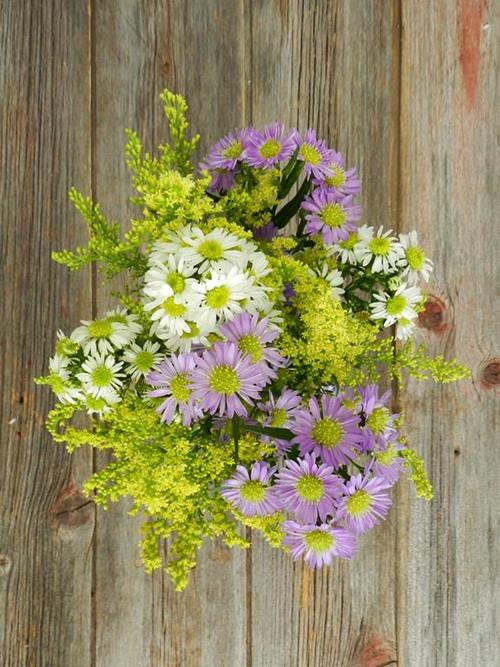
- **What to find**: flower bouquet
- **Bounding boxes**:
[36,91,468,590]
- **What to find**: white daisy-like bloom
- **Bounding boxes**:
[191,267,256,331]
[396,317,417,341]
[177,226,245,273]
[54,329,80,357]
[370,284,422,327]
[143,254,197,301]
[144,291,198,336]
[398,231,434,285]
[47,354,84,404]
[71,310,142,355]
[310,264,345,299]
[85,395,118,416]
[154,320,211,353]
[328,226,369,264]
[123,340,163,381]
[238,241,272,278]
[77,352,125,402]
[356,226,404,274]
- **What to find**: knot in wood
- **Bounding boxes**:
[0,554,12,576]
[418,294,448,333]
[481,359,500,388]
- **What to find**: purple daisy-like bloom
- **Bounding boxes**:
[258,387,302,452]
[335,473,392,533]
[146,352,202,426]
[302,188,362,245]
[253,221,278,241]
[190,342,266,418]
[358,384,398,452]
[371,442,405,486]
[275,453,343,523]
[282,521,357,567]
[219,312,286,382]
[296,129,333,179]
[313,149,361,196]
[244,122,298,169]
[201,127,254,171]
[292,394,363,469]
[221,461,282,516]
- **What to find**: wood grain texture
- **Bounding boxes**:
[91,2,248,666]
[0,2,94,666]
[397,1,500,665]
[249,2,399,664]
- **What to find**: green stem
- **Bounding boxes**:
[240,422,295,441]
[232,415,241,463]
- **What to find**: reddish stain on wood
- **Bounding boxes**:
[480,359,500,388]
[357,635,396,667]
[458,0,486,110]
[418,294,448,333]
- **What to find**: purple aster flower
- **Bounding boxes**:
[296,129,333,179]
[292,394,363,469]
[282,521,357,567]
[282,282,296,304]
[371,442,405,486]
[146,352,202,426]
[221,461,282,516]
[244,122,298,169]
[190,342,266,418]
[302,188,362,245]
[275,453,343,523]
[219,312,286,382]
[258,387,302,452]
[204,167,236,194]
[253,221,278,241]
[313,149,361,196]
[201,127,254,171]
[358,384,398,452]
[335,473,392,533]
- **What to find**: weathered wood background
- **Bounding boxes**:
[1,1,498,665]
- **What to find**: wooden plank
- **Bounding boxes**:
[248,2,400,665]
[91,2,248,665]
[0,2,94,666]
[397,1,500,664]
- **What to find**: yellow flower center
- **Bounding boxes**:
[161,297,186,318]
[304,530,334,553]
[90,365,113,387]
[368,237,391,256]
[296,475,324,502]
[405,246,425,270]
[198,239,224,260]
[166,271,185,294]
[208,365,240,395]
[366,407,390,435]
[346,490,371,516]
[325,166,346,188]
[134,350,155,373]
[206,285,231,309]
[240,480,266,502]
[238,334,263,362]
[311,418,344,449]
[320,203,346,229]
[223,140,243,159]
[88,319,113,339]
[270,408,288,427]
[259,139,281,159]
[170,372,191,402]
[386,294,407,316]
[300,143,321,165]
[375,444,398,466]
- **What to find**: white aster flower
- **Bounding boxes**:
[143,254,197,301]
[77,352,124,401]
[144,291,197,336]
[356,226,404,274]
[47,355,84,404]
[370,284,422,327]
[396,317,417,341]
[71,310,142,355]
[398,231,434,284]
[178,227,245,273]
[154,320,211,353]
[123,340,163,381]
[191,267,256,330]
[328,226,368,264]
[148,226,192,264]
[310,264,345,299]
[85,395,117,416]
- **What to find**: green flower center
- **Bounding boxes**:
[107,314,127,324]
[304,530,334,553]
[240,480,266,502]
[90,365,113,388]
[88,319,113,339]
[86,396,107,411]
[238,334,263,362]
[134,350,155,373]
[300,143,321,166]
[296,474,324,502]
[50,375,66,395]
[386,294,407,316]
[405,246,425,270]
[223,140,242,159]
[206,285,231,309]
[324,166,346,188]
[311,418,344,449]
[339,232,359,250]
[181,321,200,340]
[375,444,398,466]
[55,337,79,356]
[208,365,240,395]
[346,490,372,517]
[259,138,281,159]
[368,237,391,256]
[270,408,288,428]
[198,239,224,260]
[320,203,346,229]
[366,407,390,435]
[170,372,191,403]
[166,271,186,294]
[162,297,186,318]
